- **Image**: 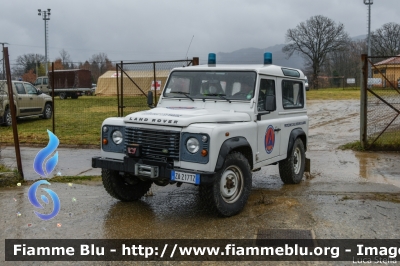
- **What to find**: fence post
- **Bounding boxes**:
[4,47,24,180]
[193,57,199,66]
[153,62,157,105]
[121,61,124,117]
[360,54,368,149]
[51,62,55,134]
[116,63,120,117]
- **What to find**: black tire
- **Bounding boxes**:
[42,103,52,119]
[59,92,67,100]
[102,169,152,201]
[200,152,252,217]
[71,94,78,99]
[3,108,12,126]
[279,138,305,184]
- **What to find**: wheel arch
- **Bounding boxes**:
[4,104,17,114]
[215,137,253,172]
[44,101,53,107]
[287,128,307,157]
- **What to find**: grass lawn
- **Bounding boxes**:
[306,87,360,100]
[0,95,149,146]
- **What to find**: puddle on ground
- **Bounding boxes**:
[355,151,400,187]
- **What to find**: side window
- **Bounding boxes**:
[35,78,42,86]
[43,78,48,85]
[15,83,26,94]
[24,84,37,94]
[257,79,275,111]
[282,80,304,109]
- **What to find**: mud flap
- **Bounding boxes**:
[305,158,311,173]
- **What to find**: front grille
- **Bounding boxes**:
[125,127,180,161]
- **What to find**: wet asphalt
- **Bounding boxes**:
[1,100,400,266]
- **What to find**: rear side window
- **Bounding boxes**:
[15,83,26,94]
[282,80,304,109]
[43,78,48,85]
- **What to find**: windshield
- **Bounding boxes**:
[163,71,257,101]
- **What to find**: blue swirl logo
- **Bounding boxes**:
[29,130,60,220]
[28,180,60,220]
[33,130,59,177]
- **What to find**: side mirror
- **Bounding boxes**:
[264,95,276,112]
[147,91,154,108]
[37,90,42,95]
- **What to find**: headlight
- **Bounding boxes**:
[112,130,123,145]
[186,137,200,154]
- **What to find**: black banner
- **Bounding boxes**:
[5,239,400,262]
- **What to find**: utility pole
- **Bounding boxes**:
[364,0,373,78]
[38,9,51,74]
[0,42,8,80]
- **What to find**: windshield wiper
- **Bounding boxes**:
[172,91,194,101]
[204,93,231,103]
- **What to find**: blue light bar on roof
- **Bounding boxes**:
[208,53,216,65]
[264,52,272,65]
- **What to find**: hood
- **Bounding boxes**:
[124,107,251,127]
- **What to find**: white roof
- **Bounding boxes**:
[172,64,305,79]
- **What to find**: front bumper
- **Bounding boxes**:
[92,156,215,185]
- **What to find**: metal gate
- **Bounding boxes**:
[361,54,400,150]
[115,58,198,117]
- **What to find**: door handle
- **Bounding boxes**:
[274,127,281,132]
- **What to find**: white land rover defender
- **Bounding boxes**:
[92,53,310,217]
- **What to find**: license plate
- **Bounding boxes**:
[171,170,200,185]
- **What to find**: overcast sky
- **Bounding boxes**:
[1,0,399,67]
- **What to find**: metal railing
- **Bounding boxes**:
[115,58,198,117]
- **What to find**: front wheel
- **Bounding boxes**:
[200,152,252,217]
[279,138,305,184]
[102,169,152,201]
[42,103,52,119]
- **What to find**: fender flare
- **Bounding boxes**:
[215,137,252,172]
[287,128,307,157]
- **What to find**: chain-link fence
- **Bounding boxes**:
[310,76,360,90]
[361,55,400,150]
[0,58,198,149]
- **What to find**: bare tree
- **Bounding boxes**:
[371,22,400,57]
[89,53,114,83]
[322,40,366,88]
[59,49,72,69]
[282,15,350,89]
[13,53,45,77]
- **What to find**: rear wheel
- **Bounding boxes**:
[59,92,67,100]
[3,108,12,126]
[200,152,252,217]
[279,138,305,184]
[102,169,152,201]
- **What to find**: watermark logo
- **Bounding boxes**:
[28,130,60,220]
[33,130,59,177]
[28,180,60,220]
